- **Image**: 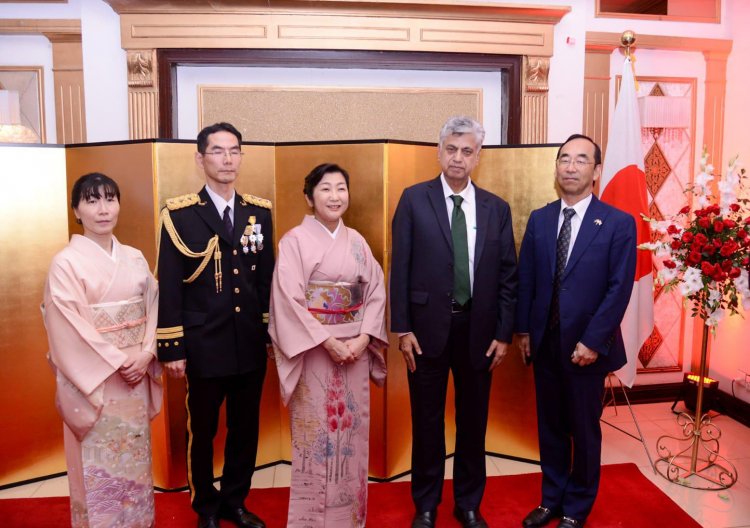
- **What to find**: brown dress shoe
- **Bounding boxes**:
[412,510,437,528]
[453,507,489,527]
[522,505,557,528]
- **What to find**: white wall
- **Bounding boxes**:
[0,35,56,143]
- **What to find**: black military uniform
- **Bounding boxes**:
[156,186,273,519]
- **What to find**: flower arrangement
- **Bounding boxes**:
[640,152,750,326]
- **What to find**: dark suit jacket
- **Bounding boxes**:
[390,176,518,369]
[157,187,274,378]
[515,195,636,373]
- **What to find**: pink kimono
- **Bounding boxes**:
[43,235,162,528]
[269,216,388,527]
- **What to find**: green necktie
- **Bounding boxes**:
[450,195,471,306]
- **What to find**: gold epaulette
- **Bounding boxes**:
[242,194,272,209]
[165,193,200,211]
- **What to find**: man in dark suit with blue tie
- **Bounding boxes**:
[516,135,636,528]
[391,116,518,528]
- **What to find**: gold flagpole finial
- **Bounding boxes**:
[621,30,636,57]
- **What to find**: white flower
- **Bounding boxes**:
[657,266,679,284]
[696,170,714,188]
[679,267,704,297]
[705,307,725,326]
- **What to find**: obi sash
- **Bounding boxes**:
[305,281,363,325]
[90,296,146,348]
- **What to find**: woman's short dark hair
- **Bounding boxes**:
[71,172,120,209]
[303,163,350,200]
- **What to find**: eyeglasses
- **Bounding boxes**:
[556,157,595,169]
[203,149,243,159]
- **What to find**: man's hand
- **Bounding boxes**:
[485,339,508,371]
[343,334,371,361]
[119,351,154,386]
[323,336,355,365]
[399,333,422,373]
[571,342,598,366]
[164,359,187,379]
[517,334,531,366]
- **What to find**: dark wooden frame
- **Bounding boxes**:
[157,49,522,143]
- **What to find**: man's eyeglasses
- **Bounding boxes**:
[556,157,595,169]
[203,149,243,159]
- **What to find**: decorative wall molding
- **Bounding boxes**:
[521,55,549,143]
[101,1,567,140]
[0,19,86,143]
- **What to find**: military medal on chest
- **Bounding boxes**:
[241,216,264,254]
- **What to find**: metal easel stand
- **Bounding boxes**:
[601,373,656,474]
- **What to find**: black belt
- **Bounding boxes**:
[451,299,472,313]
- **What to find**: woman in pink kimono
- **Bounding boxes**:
[269,163,388,527]
[42,173,162,528]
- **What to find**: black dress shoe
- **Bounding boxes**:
[196,514,220,528]
[453,507,489,528]
[412,510,437,528]
[557,516,584,528]
[219,505,266,528]
[522,506,557,528]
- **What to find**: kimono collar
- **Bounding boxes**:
[72,233,118,261]
[309,215,342,239]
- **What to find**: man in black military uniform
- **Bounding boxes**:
[157,122,273,528]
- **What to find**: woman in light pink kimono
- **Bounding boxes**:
[269,163,388,527]
[42,173,162,528]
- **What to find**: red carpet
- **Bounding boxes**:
[0,463,698,527]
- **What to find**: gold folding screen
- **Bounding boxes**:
[0,140,557,489]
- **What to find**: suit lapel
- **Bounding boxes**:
[196,187,233,245]
[545,200,561,277]
[426,176,452,249]
[563,196,607,277]
[473,186,489,272]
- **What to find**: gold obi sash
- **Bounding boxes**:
[90,296,147,348]
[305,281,363,325]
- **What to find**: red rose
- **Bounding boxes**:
[698,217,711,229]
[688,251,702,264]
[670,240,682,250]
[729,267,742,279]
[720,241,738,257]
[744,216,750,224]
[711,204,721,214]
[742,256,750,266]
[694,233,708,245]
[714,271,727,281]
[663,260,677,269]
[738,229,748,240]
[724,219,737,228]
[667,224,680,235]
[682,232,694,243]
[695,209,708,217]
[714,219,725,233]
[730,203,740,212]
[721,259,733,271]
[679,205,691,214]
[703,245,716,256]
[714,238,723,248]
[701,261,715,275]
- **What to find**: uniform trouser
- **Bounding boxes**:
[186,368,266,517]
[533,330,606,521]
[407,310,492,512]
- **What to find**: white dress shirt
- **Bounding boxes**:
[205,185,236,226]
[558,193,593,265]
[440,173,477,291]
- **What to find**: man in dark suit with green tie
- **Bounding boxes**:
[390,116,518,528]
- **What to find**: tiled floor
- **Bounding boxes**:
[1,403,748,527]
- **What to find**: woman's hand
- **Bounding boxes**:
[323,336,354,365]
[119,351,154,386]
[343,334,370,361]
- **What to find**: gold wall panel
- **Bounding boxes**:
[2,140,557,489]
[200,87,480,144]
[0,145,69,486]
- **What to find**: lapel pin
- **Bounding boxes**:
[594,219,603,226]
